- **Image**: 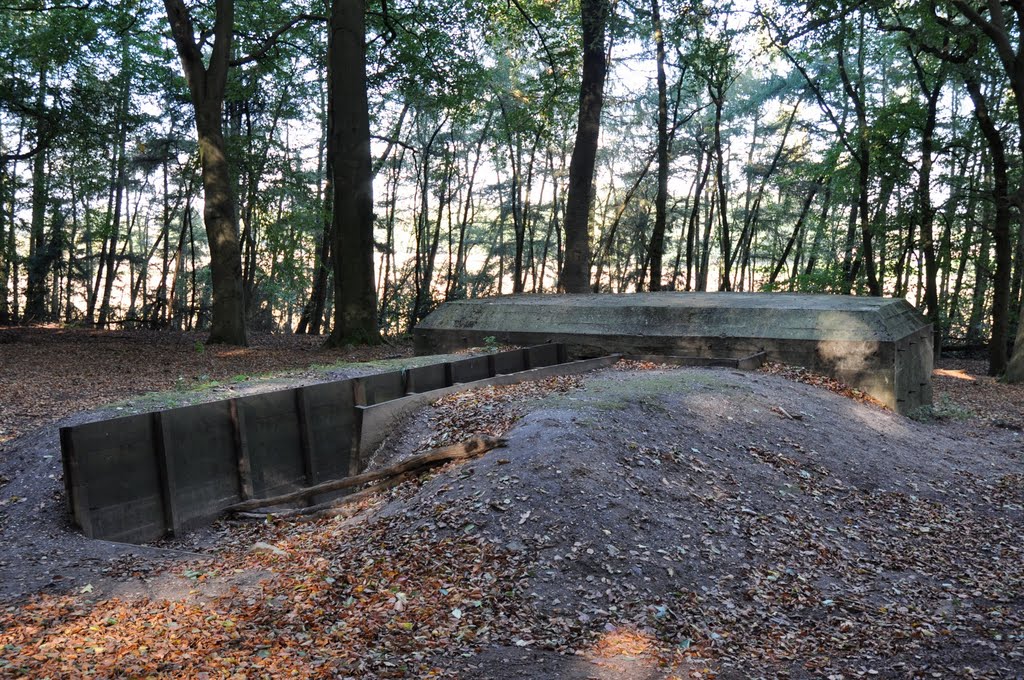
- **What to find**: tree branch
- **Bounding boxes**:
[163,0,206,96]
[950,0,1016,67]
[0,143,43,162]
[230,13,327,67]
[207,0,234,92]
[508,0,560,78]
[227,436,505,513]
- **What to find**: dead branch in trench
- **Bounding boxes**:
[236,472,419,521]
[227,435,505,513]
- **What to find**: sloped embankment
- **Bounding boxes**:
[380,366,1024,678]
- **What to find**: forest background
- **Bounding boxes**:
[2,0,1023,380]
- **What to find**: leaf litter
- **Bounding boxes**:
[0,336,1022,678]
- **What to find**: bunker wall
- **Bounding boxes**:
[60,344,581,544]
[413,293,934,413]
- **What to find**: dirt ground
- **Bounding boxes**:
[0,328,1021,678]
[0,326,413,446]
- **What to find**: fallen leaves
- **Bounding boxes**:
[417,376,584,450]
[0,327,411,445]
[760,361,886,408]
[930,358,1024,430]
[0,489,531,678]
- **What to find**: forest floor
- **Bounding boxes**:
[0,327,1022,678]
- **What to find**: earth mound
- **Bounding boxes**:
[0,362,1021,678]
[371,365,1023,677]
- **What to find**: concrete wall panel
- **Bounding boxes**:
[527,343,560,368]
[356,371,406,405]
[492,349,525,375]
[159,400,240,531]
[301,380,355,484]
[236,391,306,498]
[61,414,165,543]
[449,355,492,384]
[406,363,449,393]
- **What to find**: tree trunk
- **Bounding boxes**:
[836,22,880,296]
[909,52,942,355]
[410,117,445,329]
[0,160,10,324]
[326,0,379,345]
[24,62,49,322]
[299,67,333,335]
[592,151,655,291]
[448,111,491,301]
[98,46,132,328]
[711,84,731,291]
[1007,297,1024,382]
[560,0,610,293]
[685,149,711,291]
[648,0,669,291]
[966,77,1012,375]
[768,178,821,287]
[164,0,247,345]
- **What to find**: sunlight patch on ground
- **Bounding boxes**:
[933,368,976,382]
[580,625,712,679]
[589,626,658,659]
[213,348,255,358]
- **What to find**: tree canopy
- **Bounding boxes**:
[0,0,1021,378]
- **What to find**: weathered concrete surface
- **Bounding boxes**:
[414,293,933,413]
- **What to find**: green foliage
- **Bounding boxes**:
[0,0,1020,376]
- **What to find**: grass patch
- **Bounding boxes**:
[907,395,973,422]
[543,370,730,412]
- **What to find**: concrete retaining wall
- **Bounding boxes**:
[60,344,582,544]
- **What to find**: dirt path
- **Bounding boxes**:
[0,329,1021,678]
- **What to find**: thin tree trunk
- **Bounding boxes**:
[298,68,331,335]
[592,151,656,291]
[965,77,1012,374]
[908,50,943,354]
[711,84,731,291]
[448,111,491,301]
[768,178,821,286]
[836,22,880,296]
[0,149,11,324]
[1006,296,1024,381]
[648,0,669,291]
[560,0,610,293]
[98,48,132,327]
[685,149,711,291]
[24,62,49,322]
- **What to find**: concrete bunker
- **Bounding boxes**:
[414,292,933,414]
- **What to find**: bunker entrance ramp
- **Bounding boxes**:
[414,292,933,414]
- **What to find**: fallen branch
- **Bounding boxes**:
[227,435,505,513]
[772,405,803,421]
[238,472,420,522]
